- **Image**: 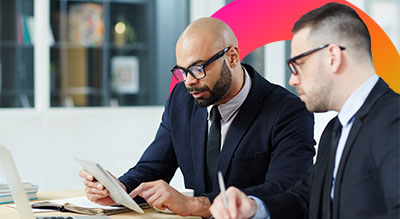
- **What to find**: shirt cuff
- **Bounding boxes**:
[248,195,270,219]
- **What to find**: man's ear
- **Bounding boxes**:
[227,46,240,68]
[327,44,343,74]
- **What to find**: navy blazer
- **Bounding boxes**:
[119,64,315,201]
[262,79,400,219]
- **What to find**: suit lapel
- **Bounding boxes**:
[191,105,208,193]
[331,78,390,218]
[216,65,265,179]
[217,97,263,177]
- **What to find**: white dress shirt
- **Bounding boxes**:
[330,74,379,198]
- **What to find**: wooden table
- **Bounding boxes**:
[0,190,201,219]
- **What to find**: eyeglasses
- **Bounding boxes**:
[171,47,231,82]
[287,44,346,75]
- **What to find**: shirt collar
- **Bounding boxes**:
[207,67,252,122]
[338,74,379,126]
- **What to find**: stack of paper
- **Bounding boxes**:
[0,183,39,204]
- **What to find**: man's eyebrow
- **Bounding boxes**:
[177,60,205,69]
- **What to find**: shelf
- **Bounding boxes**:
[50,42,147,50]
[0,41,34,48]
[1,0,187,108]
[50,0,147,4]
[0,89,34,95]
[51,87,103,95]
[109,43,147,50]
[50,42,102,49]
[50,0,104,3]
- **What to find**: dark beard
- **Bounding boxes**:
[187,60,232,107]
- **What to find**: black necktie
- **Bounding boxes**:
[205,106,222,193]
[322,116,342,219]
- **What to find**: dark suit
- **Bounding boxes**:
[119,64,315,201]
[262,78,400,219]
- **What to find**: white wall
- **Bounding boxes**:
[190,0,225,21]
[0,107,336,192]
[0,107,175,191]
[264,41,286,87]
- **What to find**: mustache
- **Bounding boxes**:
[187,86,210,93]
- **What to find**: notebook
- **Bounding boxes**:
[0,145,110,219]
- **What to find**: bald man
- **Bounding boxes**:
[79,17,315,217]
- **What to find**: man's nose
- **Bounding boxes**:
[184,73,198,87]
[289,73,300,87]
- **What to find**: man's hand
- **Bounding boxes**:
[78,169,126,206]
[210,186,258,219]
[129,180,211,217]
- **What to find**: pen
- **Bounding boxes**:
[217,171,228,209]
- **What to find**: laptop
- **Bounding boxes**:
[0,145,110,219]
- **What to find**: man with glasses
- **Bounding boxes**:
[80,17,315,217]
[210,2,399,219]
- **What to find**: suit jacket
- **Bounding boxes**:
[119,64,315,202]
[262,78,400,219]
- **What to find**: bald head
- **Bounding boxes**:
[176,17,238,61]
[174,17,244,106]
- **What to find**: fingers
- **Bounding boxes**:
[226,187,240,218]
[210,186,257,219]
[131,182,157,200]
[84,183,112,205]
[129,180,176,210]
[84,178,105,189]
[79,169,113,205]
[147,191,164,208]
[129,182,148,198]
[130,181,162,207]
[210,194,231,219]
[79,169,94,181]
[129,180,167,199]
[141,185,160,201]
[79,170,105,193]
[227,187,257,219]
[243,198,258,219]
[86,192,108,202]
[84,180,109,204]
[84,184,108,195]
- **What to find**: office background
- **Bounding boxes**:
[0,0,398,191]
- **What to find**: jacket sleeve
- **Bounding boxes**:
[369,96,400,219]
[260,167,314,219]
[118,86,179,194]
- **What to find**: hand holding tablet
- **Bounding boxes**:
[76,158,144,214]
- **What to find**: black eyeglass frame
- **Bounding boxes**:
[287,44,346,75]
[171,47,231,81]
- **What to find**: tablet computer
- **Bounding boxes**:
[75,158,144,214]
